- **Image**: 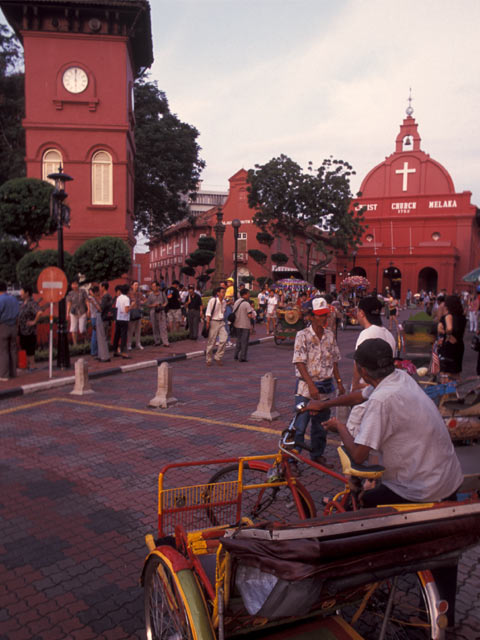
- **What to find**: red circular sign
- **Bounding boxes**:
[37,266,68,303]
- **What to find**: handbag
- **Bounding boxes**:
[201,320,209,338]
[130,307,142,321]
[471,335,480,352]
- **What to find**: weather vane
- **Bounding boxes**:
[406,87,414,117]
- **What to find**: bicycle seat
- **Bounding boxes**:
[337,446,385,479]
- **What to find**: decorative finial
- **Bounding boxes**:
[406,87,414,117]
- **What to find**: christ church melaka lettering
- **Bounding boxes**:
[428,200,457,209]
[391,202,417,214]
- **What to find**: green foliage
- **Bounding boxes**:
[248,249,268,265]
[188,248,215,267]
[247,154,366,279]
[16,249,75,290]
[72,236,131,282]
[0,24,25,186]
[256,276,272,289]
[198,236,216,252]
[0,239,28,284]
[271,252,289,266]
[256,231,275,247]
[0,178,55,246]
[181,266,196,277]
[134,78,205,235]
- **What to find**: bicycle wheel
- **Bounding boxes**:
[206,462,316,525]
[144,553,214,640]
[346,570,444,640]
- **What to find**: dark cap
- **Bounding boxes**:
[354,338,394,370]
[358,296,382,317]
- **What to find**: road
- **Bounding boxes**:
[1,314,479,639]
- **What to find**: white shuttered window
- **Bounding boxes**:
[42,149,63,184]
[92,151,113,205]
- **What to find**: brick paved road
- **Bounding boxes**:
[1,316,479,639]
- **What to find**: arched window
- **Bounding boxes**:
[42,149,63,184]
[92,150,113,205]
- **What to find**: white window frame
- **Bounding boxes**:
[42,149,63,185]
[92,150,113,205]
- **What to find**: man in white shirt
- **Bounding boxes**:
[266,290,278,335]
[113,285,131,359]
[205,286,228,366]
[324,339,464,507]
[352,296,396,390]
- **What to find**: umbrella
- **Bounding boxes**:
[275,278,312,291]
[462,267,480,283]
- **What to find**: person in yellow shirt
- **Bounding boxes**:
[225,277,235,301]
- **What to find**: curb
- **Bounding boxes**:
[0,336,273,401]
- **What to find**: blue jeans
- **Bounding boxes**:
[90,317,97,356]
[294,378,333,460]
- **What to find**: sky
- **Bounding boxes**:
[148,0,480,202]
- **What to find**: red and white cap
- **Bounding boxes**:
[311,297,330,316]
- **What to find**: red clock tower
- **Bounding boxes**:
[0,0,153,254]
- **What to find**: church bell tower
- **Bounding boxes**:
[0,0,153,254]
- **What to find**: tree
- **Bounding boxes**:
[0,177,55,247]
[180,235,216,289]
[72,236,131,283]
[134,78,205,236]
[16,249,75,290]
[247,154,366,280]
[0,239,28,284]
[0,24,25,186]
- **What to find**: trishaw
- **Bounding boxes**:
[274,306,305,345]
[141,408,480,640]
[338,276,370,330]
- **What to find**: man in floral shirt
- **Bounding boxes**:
[292,297,344,465]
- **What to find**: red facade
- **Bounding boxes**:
[1,0,153,257]
[349,112,480,297]
[149,169,337,290]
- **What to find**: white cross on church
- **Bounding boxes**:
[395,161,416,191]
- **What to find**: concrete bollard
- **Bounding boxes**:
[251,372,280,421]
[149,362,178,408]
[70,358,94,395]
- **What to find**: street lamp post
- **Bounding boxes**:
[232,219,241,300]
[352,249,357,272]
[305,238,312,283]
[47,166,73,369]
[375,256,380,292]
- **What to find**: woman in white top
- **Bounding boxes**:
[113,285,131,359]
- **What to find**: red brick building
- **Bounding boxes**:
[1,0,153,255]
[149,169,337,291]
[349,108,480,298]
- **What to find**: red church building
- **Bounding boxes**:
[349,105,480,298]
[1,0,153,255]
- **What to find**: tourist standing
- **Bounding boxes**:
[185,285,203,340]
[127,280,145,350]
[0,281,20,381]
[205,286,228,366]
[18,286,42,371]
[266,290,278,335]
[112,285,130,359]
[88,285,110,362]
[437,294,467,380]
[166,281,182,332]
[66,279,88,345]
[292,297,344,465]
[232,288,255,362]
[147,281,169,347]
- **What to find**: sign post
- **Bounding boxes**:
[37,267,68,378]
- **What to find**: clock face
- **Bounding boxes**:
[62,67,88,94]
